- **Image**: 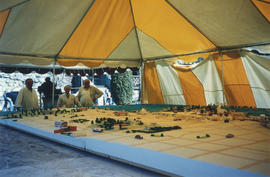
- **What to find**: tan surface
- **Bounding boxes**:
[3,108,270,176]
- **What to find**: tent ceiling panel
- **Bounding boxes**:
[0,9,10,36]
[0,0,93,57]
[132,0,216,57]
[0,0,26,12]
[252,0,270,22]
[168,0,270,47]
[0,0,269,68]
[107,28,141,60]
[59,0,134,67]
[137,29,172,59]
[137,29,211,62]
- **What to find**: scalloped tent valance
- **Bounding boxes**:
[0,64,140,76]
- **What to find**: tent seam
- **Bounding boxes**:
[0,0,29,13]
[55,0,96,60]
[165,0,217,47]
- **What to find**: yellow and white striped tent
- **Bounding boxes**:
[1,0,270,107]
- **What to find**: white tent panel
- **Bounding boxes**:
[100,28,141,68]
[0,0,93,57]
[155,60,186,105]
[192,56,225,105]
[241,51,270,108]
[137,29,172,59]
[246,45,270,54]
[108,29,141,60]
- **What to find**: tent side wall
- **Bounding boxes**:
[143,51,270,108]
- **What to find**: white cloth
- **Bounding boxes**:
[57,93,81,108]
[16,87,39,110]
[77,86,103,107]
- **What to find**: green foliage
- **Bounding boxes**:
[111,70,134,105]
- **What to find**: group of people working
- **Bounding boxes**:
[15,78,103,111]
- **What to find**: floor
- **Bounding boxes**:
[1,107,270,176]
[0,125,165,177]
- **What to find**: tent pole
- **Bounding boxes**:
[220,52,225,106]
[140,62,145,104]
[129,0,144,104]
[52,58,56,108]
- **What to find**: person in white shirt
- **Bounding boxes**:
[57,85,81,108]
[77,79,103,107]
[16,78,39,111]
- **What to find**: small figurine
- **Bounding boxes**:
[135,135,143,139]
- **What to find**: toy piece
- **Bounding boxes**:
[224,119,229,123]
[135,135,143,139]
[54,121,68,128]
[54,126,77,134]
[70,114,78,118]
[132,126,181,133]
[138,121,144,125]
[61,132,73,136]
[150,133,164,137]
[114,111,128,116]
[196,134,210,139]
[93,128,103,132]
[225,134,234,138]
[172,106,178,113]
[174,118,181,121]
[72,119,89,123]
[44,116,48,119]
[54,109,61,116]
[119,123,127,130]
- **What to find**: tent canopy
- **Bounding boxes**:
[1,0,270,108]
[0,0,269,68]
